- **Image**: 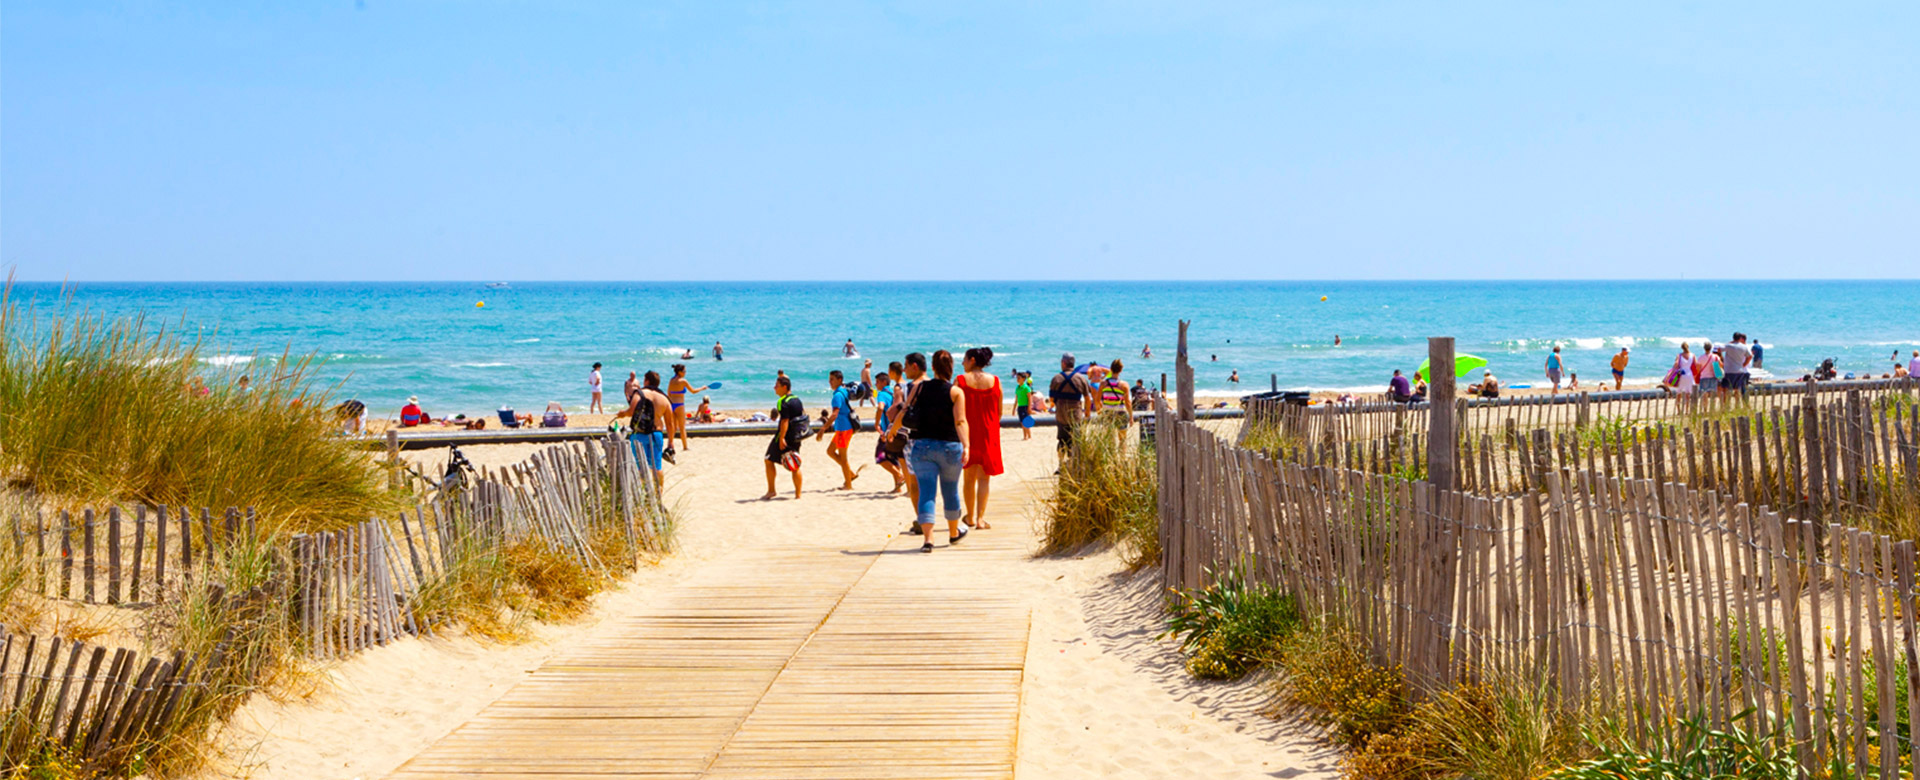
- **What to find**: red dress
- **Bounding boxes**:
[959,374,1004,476]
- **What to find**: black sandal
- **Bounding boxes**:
[920,543,934,553]
[950,527,969,545]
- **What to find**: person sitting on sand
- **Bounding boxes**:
[1474,372,1501,399]
[1388,369,1414,403]
[541,402,568,428]
[1131,379,1151,411]
[336,399,367,435]
[762,375,807,500]
[401,396,426,427]
[499,405,534,427]
[694,396,723,423]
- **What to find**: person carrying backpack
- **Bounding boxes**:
[1047,352,1095,454]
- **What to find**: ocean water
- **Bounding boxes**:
[7,281,1918,417]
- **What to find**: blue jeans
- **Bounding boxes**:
[908,439,965,526]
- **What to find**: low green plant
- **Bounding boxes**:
[1579,414,1645,450]
[1038,417,1158,564]
[1549,711,1799,780]
[1277,624,1409,748]
[1348,674,1590,780]
[1165,567,1301,679]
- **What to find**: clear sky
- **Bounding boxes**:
[3,2,1915,281]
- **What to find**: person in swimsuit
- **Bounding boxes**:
[843,338,857,358]
[889,350,970,553]
[1611,348,1630,390]
[666,364,712,454]
[957,347,1003,529]
[824,369,863,490]
[588,362,604,414]
[618,372,672,493]
[761,375,806,500]
[713,341,724,361]
[858,359,874,406]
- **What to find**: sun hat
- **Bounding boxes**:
[407,395,419,404]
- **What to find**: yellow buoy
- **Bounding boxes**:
[476,301,485,308]
[1320,295,1328,302]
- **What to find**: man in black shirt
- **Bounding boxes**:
[761,374,807,500]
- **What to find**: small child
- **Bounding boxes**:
[1569,372,1580,390]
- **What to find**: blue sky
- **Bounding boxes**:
[3,2,1915,281]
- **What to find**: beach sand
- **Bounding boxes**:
[216,420,1334,779]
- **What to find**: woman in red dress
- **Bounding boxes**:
[957,347,1004,529]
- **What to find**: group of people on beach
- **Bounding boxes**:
[740,346,1148,553]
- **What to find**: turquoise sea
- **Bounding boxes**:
[8,281,1918,417]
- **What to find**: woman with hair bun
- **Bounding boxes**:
[957,346,1004,529]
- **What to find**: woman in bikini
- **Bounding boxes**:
[666,364,712,453]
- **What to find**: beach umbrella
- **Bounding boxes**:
[1414,353,1489,383]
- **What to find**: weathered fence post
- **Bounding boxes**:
[1176,320,1194,422]
[386,430,402,491]
[1427,337,1457,491]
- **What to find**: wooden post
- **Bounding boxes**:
[386,430,402,491]
[1427,337,1458,491]
[1176,320,1195,422]
[1271,373,1278,392]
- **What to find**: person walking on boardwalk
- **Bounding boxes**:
[589,362,605,414]
[889,350,969,553]
[957,347,1004,530]
[1047,353,1094,455]
[618,371,672,494]
[761,375,807,500]
[1545,345,1566,395]
[1013,370,1038,441]
[1610,348,1630,391]
[872,372,907,493]
[666,364,712,455]
[1098,359,1132,427]
[824,369,863,490]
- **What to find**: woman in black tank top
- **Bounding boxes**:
[895,350,970,553]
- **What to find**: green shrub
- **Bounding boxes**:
[1549,712,1799,780]
[1165,567,1300,679]
[1277,625,1409,748]
[1038,417,1158,564]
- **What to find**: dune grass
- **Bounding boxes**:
[1037,418,1159,564]
[0,282,395,532]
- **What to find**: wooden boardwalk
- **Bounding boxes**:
[390,513,1031,780]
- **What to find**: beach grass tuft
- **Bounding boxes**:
[0,281,396,533]
[1036,418,1158,564]
[1165,567,1300,680]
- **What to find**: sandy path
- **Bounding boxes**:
[216,427,1333,779]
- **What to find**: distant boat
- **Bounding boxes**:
[486,282,510,289]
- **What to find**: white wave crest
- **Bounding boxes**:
[456,362,511,368]
[200,354,254,367]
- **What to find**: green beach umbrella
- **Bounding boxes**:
[1414,353,1489,383]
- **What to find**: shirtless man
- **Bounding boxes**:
[617,372,672,493]
[666,363,711,454]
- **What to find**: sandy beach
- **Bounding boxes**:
[215,421,1335,779]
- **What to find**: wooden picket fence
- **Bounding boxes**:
[1244,376,1919,456]
[5,505,258,607]
[0,627,222,769]
[1248,383,1920,526]
[289,432,667,657]
[1159,394,1920,776]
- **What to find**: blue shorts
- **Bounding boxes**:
[629,431,665,471]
